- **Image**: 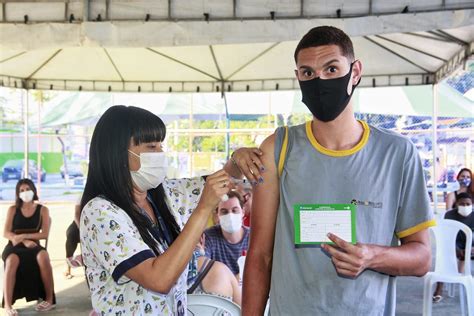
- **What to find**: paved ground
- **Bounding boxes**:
[0,203,469,315]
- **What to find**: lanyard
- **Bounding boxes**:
[146,194,173,246]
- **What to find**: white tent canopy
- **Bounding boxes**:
[0,0,473,92]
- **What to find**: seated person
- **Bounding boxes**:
[64,196,83,279]
[204,191,250,276]
[433,192,473,303]
[2,179,56,315]
[187,246,241,305]
[445,168,473,210]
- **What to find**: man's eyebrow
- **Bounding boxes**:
[297,64,314,70]
[321,59,341,68]
[298,59,341,70]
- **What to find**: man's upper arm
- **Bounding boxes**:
[400,228,430,247]
[250,134,280,256]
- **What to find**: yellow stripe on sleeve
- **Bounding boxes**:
[396,219,437,239]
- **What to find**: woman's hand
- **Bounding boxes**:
[198,170,232,212]
[22,239,38,249]
[12,234,25,246]
[231,147,265,185]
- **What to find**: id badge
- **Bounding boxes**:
[294,204,356,245]
[173,283,186,316]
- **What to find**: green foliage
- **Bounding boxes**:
[166,117,276,153]
[0,152,64,172]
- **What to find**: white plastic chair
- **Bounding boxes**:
[423,219,474,316]
[187,294,241,316]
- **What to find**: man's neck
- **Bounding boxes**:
[222,227,244,244]
[311,105,363,151]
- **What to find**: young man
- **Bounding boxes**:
[241,26,434,316]
[204,191,250,275]
[433,192,473,302]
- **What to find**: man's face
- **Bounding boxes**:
[235,186,252,216]
[217,197,244,218]
[295,44,362,95]
[457,198,473,208]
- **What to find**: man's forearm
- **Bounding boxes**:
[242,252,272,315]
[367,241,431,276]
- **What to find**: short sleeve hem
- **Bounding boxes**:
[112,249,155,282]
[396,219,437,239]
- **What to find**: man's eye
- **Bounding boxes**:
[303,70,313,77]
[328,66,337,73]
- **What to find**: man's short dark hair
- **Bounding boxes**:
[457,192,473,202]
[294,26,355,63]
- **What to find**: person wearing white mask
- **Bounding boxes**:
[433,192,474,303]
[203,191,249,276]
[2,178,56,315]
[446,168,474,210]
[79,105,260,315]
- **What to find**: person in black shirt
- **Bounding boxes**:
[433,192,473,303]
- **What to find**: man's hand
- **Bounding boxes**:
[321,233,375,278]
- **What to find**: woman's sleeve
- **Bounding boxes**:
[81,200,156,283]
[163,177,206,227]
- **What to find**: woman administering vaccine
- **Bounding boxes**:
[80,105,262,315]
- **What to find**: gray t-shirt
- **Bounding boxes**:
[270,121,434,316]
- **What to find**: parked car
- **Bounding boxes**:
[60,160,84,178]
[2,159,46,183]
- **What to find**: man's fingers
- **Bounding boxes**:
[322,244,355,265]
[332,256,360,273]
[327,233,353,251]
[333,267,359,278]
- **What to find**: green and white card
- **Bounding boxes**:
[294,204,357,245]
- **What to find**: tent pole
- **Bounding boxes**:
[223,92,230,161]
[189,94,194,176]
[23,89,29,179]
[432,84,439,214]
[37,91,42,195]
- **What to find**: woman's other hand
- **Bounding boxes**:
[231,147,265,185]
[198,170,232,212]
[12,234,25,246]
[23,239,38,248]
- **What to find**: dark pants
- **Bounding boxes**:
[65,221,80,258]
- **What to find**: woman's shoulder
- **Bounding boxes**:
[163,177,205,192]
[82,196,128,221]
[38,203,49,213]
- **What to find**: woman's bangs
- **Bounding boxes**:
[131,112,166,145]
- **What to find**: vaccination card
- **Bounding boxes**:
[294,204,356,245]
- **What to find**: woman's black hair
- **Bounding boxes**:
[15,178,39,209]
[81,105,180,255]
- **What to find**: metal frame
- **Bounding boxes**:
[0,0,473,23]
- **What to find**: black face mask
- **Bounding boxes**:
[299,62,360,122]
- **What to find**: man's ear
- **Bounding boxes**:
[352,60,362,85]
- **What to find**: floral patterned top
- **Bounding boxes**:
[80,177,205,316]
